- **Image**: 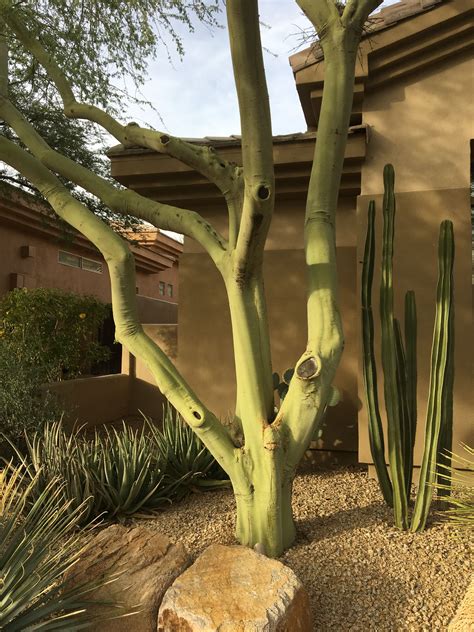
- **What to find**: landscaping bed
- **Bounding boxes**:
[131,465,472,631]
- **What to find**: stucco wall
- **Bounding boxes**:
[0,221,113,300]
[361,55,472,196]
[176,198,360,452]
[357,52,474,465]
[47,373,167,429]
[48,374,130,429]
[0,189,180,310]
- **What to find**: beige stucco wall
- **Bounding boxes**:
[176,198,360,452]
[48,374,130,429]
[361,54,473,196]
[49,372,168,429]
[121,324,176,421]
[357,52,473,465]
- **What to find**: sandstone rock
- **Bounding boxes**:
[157,544,312,631]
[65,524,190,632]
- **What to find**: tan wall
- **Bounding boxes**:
[0,221,113,300]
[121,324,177,422]
[135,296,178,324]
[176,199,360,452]
[136,262,179,304]
[48,373,167,429]
[361,54,473,197]
[129,378,168,424]
[48,374,130,429]
[357,53,474,465]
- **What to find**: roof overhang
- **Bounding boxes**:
[0,183,181,274]
[289,0,473,130]
[109,126,368,207]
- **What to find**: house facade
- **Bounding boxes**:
[109,0,473,465]
[0,182,183,324]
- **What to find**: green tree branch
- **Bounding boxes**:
[0,135,238,474]
[0,95,226,265]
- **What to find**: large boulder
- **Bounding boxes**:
[65,524,190,632]
[157,544,312,631]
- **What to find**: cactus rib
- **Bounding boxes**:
[394,318,412,498]
[404,291,417,495]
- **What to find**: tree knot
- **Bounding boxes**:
[296,355,322,380]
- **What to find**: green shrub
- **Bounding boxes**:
[0,463,125,629]
[0,287,111,382]
[0,343,61,445]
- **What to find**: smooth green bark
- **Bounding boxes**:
[0,0,382,557]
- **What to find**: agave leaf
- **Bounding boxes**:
[0,464,128,630]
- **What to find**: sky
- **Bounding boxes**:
[127,1,310,137]
[123,0,398,241]
[127,0,398,139]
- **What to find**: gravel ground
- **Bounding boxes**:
[131,465,472,631]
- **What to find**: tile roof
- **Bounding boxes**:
[291,0,445,68]
[108,126,368,156]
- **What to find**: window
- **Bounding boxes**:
[82,257,103,274]
[167,284,173,298]
[58,251,102,273]
[159,281,165,296]
[58,251,81,268]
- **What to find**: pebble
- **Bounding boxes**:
[131,465,472,631]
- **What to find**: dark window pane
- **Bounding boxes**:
[58,251,80,268]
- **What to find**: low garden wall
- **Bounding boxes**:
[47,373,167,430]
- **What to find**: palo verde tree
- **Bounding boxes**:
[0,0,382,557]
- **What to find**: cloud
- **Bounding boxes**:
[125,0,399,138]
[126,1,310,136]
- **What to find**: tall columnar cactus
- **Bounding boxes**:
[361,164,455,531]
[410,220,455,531]
[361,201,393,507]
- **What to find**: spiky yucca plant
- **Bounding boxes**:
[13,421,177,525]
[436,444,474,529]
[146,404,229,497]
[0,464,122,630]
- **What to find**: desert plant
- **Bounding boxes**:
[436,444,474,530]
[0,463,123,630]
[362,164,455,531]
[146,404,229,496]
[13,421,179,526]
[272,369,295,403]
[0,287,111,382]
